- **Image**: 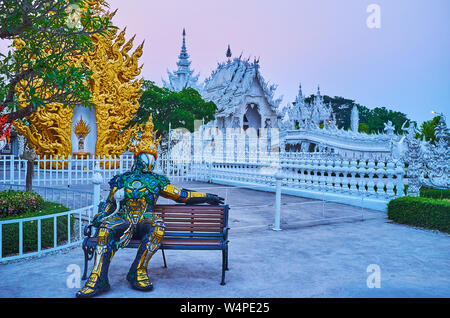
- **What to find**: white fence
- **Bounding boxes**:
[185,156,406,212]
[0,184,94,263]
[0,149,407,212]
[0,154,135,186]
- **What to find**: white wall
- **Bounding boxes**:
[71,106,97,156]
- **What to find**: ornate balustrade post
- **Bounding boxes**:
[375,161,386,199]
[385,160,396,198]
[341,160,350,194]
[395,161,405,197]
[326,158,334,192]
[349,159,358,195]
[366,160,376,196]
[92,161,103,219]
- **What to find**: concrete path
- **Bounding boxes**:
[0,181,449,298]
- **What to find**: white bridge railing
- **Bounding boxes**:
[182,153,407,212]
[0,151,407,212]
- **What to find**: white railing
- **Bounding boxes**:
[0,205,93,262]
[0,154,134,186]
[187,157,406,212]
[0,184,94,263]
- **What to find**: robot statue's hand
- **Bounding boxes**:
[91,213,104,228]
[205,193,225,206]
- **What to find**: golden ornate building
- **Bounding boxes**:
[14,0,144,168]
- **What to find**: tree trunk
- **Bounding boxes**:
[26,159,34,192]
[20,147,37,192]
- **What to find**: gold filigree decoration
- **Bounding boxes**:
[81,9,144,160]
[128,114,161,159]
[14,0,145,169]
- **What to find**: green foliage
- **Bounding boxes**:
[420,186,450,200]
[1,201,72,256]
[130,80,217,135]
[0,0,114,118]
[0,190,45,218]
[387,197,450,233]
[365,107,409,134]
[358,123,369,134]
[304,95,409,133]
[416,116,441,144]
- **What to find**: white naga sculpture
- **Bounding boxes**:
[401,115,449,196]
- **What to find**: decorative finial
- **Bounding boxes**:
[128,114,161,159]
[226,44,232,60]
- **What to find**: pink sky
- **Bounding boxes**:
[104,0,449,124]
[1,0,449,124]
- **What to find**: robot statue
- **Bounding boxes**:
[76,119,224,298]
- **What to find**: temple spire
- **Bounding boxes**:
[176,28,191,73]
[163,28,201,92]
[298,83,303,99]
[226,44,232,61]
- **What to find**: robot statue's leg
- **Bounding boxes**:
[76,219,129,298]
[127,217,166,291]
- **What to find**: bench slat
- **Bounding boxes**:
[156,211,224,216]
[166,227,222,233]
[162,239,222,246]
[155,205,224,210]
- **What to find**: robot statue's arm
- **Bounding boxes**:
[91,186,118,228]
[161,184,224,205]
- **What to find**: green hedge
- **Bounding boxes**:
[387,196,450,233]
[1,201,72,257]
[420,187,450,200]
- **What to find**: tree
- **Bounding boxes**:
[0,0,113,131]
[365,107,408,134]
[129,80,217,136]
[0,0,113,191]
[416,115,441,144]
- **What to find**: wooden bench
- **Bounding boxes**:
[81,204,230,285]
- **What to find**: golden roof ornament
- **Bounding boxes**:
[74,116,91,137]
[128,114,161,159]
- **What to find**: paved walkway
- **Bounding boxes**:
[0,181,449,298]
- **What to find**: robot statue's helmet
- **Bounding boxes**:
[134,153,156,173]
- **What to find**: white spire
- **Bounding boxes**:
[163,28,202,92]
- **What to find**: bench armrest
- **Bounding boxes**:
[83,224,93,238]
[222,226,230,241]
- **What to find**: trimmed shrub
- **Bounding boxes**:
[0,190,45,217]
[420,187,450,200]
[388,196,450,233]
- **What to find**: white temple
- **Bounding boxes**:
[163,30,337,132]
[281,84,333,130]
[201,53,283,130]
[162,29,202,92]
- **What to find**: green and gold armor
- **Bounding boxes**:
[76,152,224,298]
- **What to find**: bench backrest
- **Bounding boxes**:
[154,204,229,235]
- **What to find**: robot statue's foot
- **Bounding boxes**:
[76,274,111,298]
[127,268,154,291]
